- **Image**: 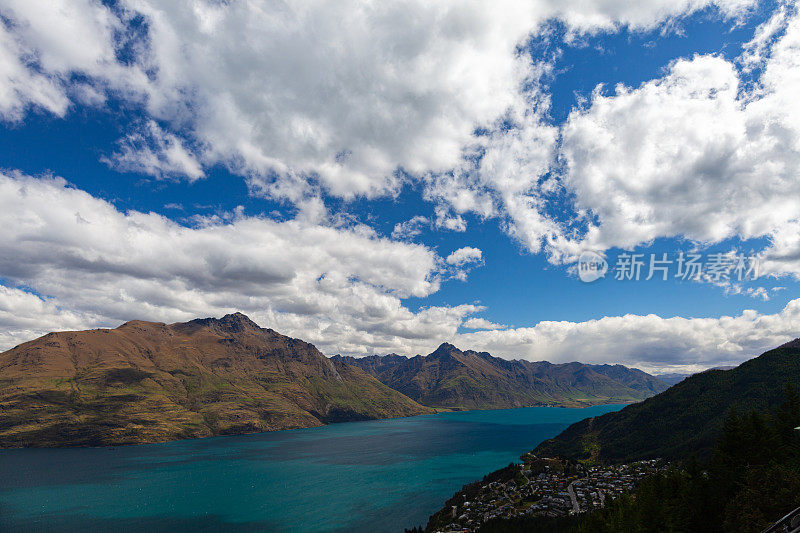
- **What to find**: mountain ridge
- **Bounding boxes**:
[0,314,432,448]
[334,343,668,410]
[533,338,800,462]
[1,317,671,449]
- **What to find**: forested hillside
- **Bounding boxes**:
[534,339,800,462]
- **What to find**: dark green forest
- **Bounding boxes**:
[534,341,800,463]
[476,384,800,533]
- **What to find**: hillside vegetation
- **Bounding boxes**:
[534,339,800,462]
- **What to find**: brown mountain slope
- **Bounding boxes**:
[0,313,432,447]
[335,343,669,410]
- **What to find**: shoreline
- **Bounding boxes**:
[0,402,632,450]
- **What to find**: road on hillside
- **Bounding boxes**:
[567,482,580,514]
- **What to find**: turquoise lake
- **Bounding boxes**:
[0,404,624,532]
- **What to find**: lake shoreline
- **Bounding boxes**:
[0,401,631,450]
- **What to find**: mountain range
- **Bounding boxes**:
[335,343,668,410]
[0,313,431,447]
[533,338,800,462]
[0,313,667,448]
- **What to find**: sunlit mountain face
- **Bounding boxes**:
[0,0,799,377]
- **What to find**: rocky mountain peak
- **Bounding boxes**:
[431,342,460,357]
[187,312,261,334]
[219,312,260,331]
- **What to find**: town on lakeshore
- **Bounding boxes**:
[428,456,668,533]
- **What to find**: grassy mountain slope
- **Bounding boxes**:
[0,313,432,447]
[533,339,800,462]
[336,343,669,410]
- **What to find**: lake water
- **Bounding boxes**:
[0,404,624,532]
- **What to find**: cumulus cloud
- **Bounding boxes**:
[0,285,106,349]
[759,219,800,275]
[424,54,562,256]
[442,247,485,281]
[0,21,69,120]
[558,46,800,252]
[434,205,470,233]
[538,4,800,271]
[427,3,800,275]
[103,121,205,181]
[0,172,483,355]
[452,298,800,374]
[0,0,140,120]
[391,215,430,241]
[462,317,507,330]
[446,247,483,266]
[1,0,756,200]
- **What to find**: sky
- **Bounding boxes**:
[1,0,800,374]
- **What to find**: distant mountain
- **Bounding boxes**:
[656,366,737,386]
[0,313,432,447]
[655,373,692,386]
[587,364,669,396]
[334,343,669,410]
[534,339,800,462]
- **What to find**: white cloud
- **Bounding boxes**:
[444,247,485,281]
[120,0,754,202]
[740,2,790,70]
[0,0,119,74]
[103,121,205,181]
[0,20,69,120]
[557,48,800,253]
[745,287,770,301]
[391,215,429,240]
[424,3,800,275]
[432,204,471,233]
[424,53,562,253]
[760,221,800,279]
[1,0,756,201]
[527,4,800,270]
[453,298,800,373]
[0,0,140,120]
[0,172,482,355]
[462,317,507,330]
[113,0,549,199]
[0,285,106,349]
[446,246,483,266]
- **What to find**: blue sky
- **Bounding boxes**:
[0,0,799,373]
